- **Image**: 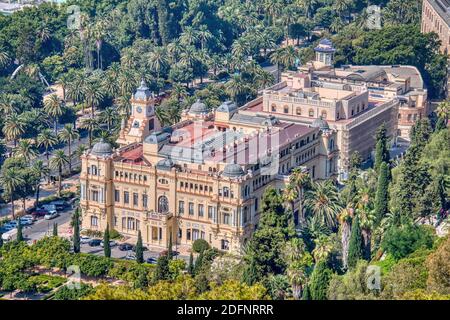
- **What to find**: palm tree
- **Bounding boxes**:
[74,144,88,159]
[436,100,449,122]
[0,167,24,219]
[115,94,132,118]
[180,27,199,46]
[197,25,213,51]
[338,205,354,270]
[296,0,317,19]
[282,238,312,299]
[0,45,10,68]
[330,17,345,33]
[232,38,251,60]
[155,107,170,127]
[225,74,250,105]
[3,114,25,147]
[148,47,168,82]
[84,79,105,117]
[0,94,21,116]
[255,69,275,90]
[37,129,58,162]
[50,150,69,197]
[355,188,376,260]
[99,107,118,132]
[58,124,80,173]
[44,94,64,134]
[290,167,311,224]
[80,117,98,148]
[14,139,38,161]
[333,0,352,20]
[67,72,87,107]
[56,73,72,102]
[304,181,341,230]
[312,234,333,262]
[170,82,188,102]
[283,184,299,222]
[31,160,49,207]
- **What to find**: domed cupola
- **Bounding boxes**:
[156,158,175,171]
[222,163,246,178]
[310,116,330,131]
[133,79,153,100]
[189,99,208,115]
[91,138,113,157]
[314,38,336,66]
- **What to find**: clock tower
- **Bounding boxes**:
[117,79,161,146]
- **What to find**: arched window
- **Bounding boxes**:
[296,107,302,115]
[284,106,289,114]
[158,196,169,213]
[309,109,314,117]
[91,165,98,176]
[271,104,277,112]
[321,111,327,119]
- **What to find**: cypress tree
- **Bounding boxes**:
[302,284,311,300]
[309,260,332,300]
[154,255,170,281]
[188,252,194,275]
[17,219,23,242]
[53,223,58,237]
[168,234,173,260]
[374,162,389,225]
[374,124,389,172]
[193,249,204,276]
[347,216,363,269]
[242,259,262,286]
[73,208,80,253]
[104,223,111,258]
[135,230,144,263]
[0,232,3,248]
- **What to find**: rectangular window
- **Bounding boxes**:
[189,202,194,215]
[198,204,204,217]
[223,213,230,225]
[187,229,191,241]
[142,194,148,208]
[114,190,120,202]
[90,216,98,227]
[133,193,138,207]
[208,206,213,219]
[92,190,99,202]
[124,191,130,204]
[179,201,185,215]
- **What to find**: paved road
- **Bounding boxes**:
[21,207,74,242]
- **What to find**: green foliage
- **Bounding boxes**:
[53,283,94,300]
[309,260,333,300]
[135,230,144,264]
[103,224,111,258]
[382,223,436,260]
[153,255,170,282]
[192,239,210,254]
[73,208,80,253]
[347,216,363,269]
[70,254,112,278]
[28,274,67,293]
[374,162,389,225]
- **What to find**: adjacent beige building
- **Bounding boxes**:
[422,0,450,55]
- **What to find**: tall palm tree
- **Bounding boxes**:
[31,160,49,207]
[74,144,88,159]
[282,238,312,299]
[333,0,352,20]
[37,129,58,162]
[67,72,87,107]
[80,117,98,148]
[14,139,38,161]
[338,205,354,270]
[304,181,341,230]
[226,74,250,105]
[0,167,24,219]
[3,114,25,147]
[115,94,132,118]
[50,150,69,197]
[330,17,345,33]
[296,0,317,19]
[0,94,21,116]
[197,25,213,51]
[312,234,333,262]
[84,79,105,117]
[170,82,188,102]
[99,107,118,132]
[44,94,64,134]
[58,124,80,173]
[180,27,199,47]
[289,167,311,224]
[283,184,299,221]
[436,100,449,122]
[56,73,72,102]
[155,107,170,127]
[148,46,168,82]
[355,188,376,260]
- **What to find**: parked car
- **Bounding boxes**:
[118,243,133,251]
[145,257,158,265]
[22,214,36,222]
[19,217,33,226]
[44,211,59,220]
[88,239,102,247]
[1,224,16,232]
[100,240,117,248]
[32,208,49,218]
[80,236,92,244]
[1,229,17,242]
[159,250,180,257]
[50,200,68,211]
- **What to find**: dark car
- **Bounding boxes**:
[132,245,148,252]
[145,257,158,265]
[32,208,49,218]
[159,250,180,257]
[118,243,133,251]
[50,200,68,211]
[88,239,102,247]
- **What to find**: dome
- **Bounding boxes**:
[156,158,174,171]
[222,163,245,178]
[189,99,208,114]
[91,138,113,157]
[134,79,153,100]
[314,38,336,53]
[217,101,237,113]
[311,116,330,131]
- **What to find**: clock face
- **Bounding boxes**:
[136,106,143,113]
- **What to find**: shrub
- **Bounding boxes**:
[53,283,94,300]
[28,275,67,293]
[192,239,210,253]
[109,229,123,240]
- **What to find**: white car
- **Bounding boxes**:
[1,224,16,232]
[80,236,92,244]
[20,217,33,226]
[44,211,59,220]
[100,240,117,248]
